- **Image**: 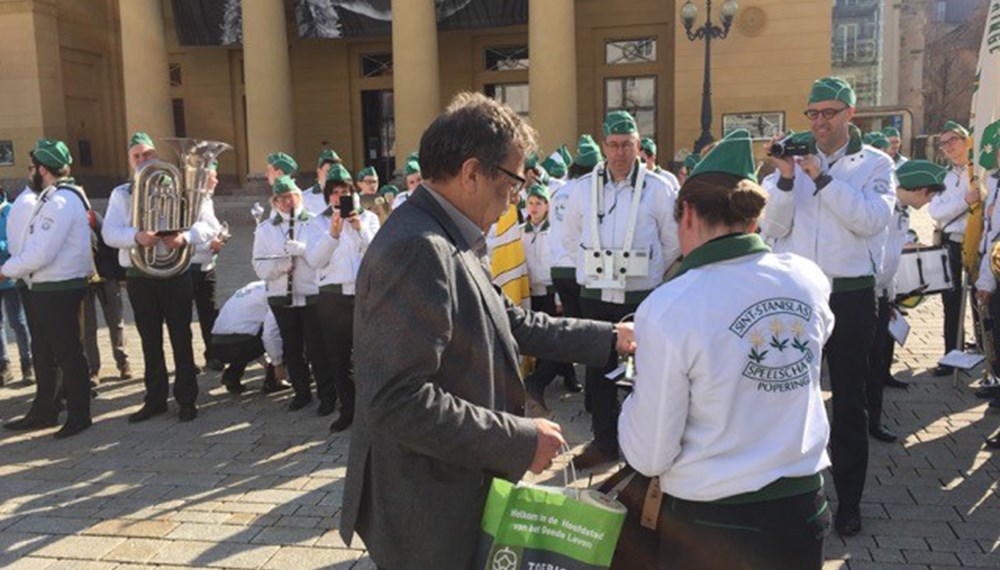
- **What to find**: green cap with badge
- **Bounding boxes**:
[525,153,540,170]
[128,131,155,151]
[896,160,948,191]
[326,164,352,182]
[942,120,970,138]
[558,144,573,169]
[541,151,567,178]
[404,160,421,176]
[980,120,1000,170]
[604,110,639,137]
[32,138,73,171]
[808,76,857,107]
[688,128,757,183]
[407,151,420,164]
[575,134,603,168]
[640,138,657,157]
[683,153,701,172]
[378,184,399,198]
[357,166,377,179]
[527,184,551,202]
[267,152,298,175]
[272,175,300,196]
[317,149,341,167]
[882,126,901,139]
[863,132,891,150]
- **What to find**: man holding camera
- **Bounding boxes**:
[761,76,895,537]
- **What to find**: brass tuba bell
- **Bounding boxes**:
[130,138,232,278]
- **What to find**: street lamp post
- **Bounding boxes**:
[681,0,739,153]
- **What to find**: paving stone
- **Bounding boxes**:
[31,535,126,560]
[84,519,178,538]
[262,546,362,569]
[148,539,279,568]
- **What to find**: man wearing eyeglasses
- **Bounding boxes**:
[761,76,896,538]
[561,110,681,470]
[928,121,980,376]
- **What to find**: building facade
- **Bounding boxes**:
[0,0,831,194]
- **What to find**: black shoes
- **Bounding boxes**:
[931,365,953,377]
[884,376,909,390]
[834,506,862,537]
[571,442,620,470]
[288,394,312,411]
[128,404,168,423]
[0,366,13,386]
[262,379,291,394]
[986,434,1000,449]
[178,405,198,422]
[563,375,583,393]
[119,364,133,381]
[225,382,246,395]
[329,413,354,433]
[869,423,898,443]
[317,400,336,417]
[3,414,58,431]
[975,384,1000,399]
[206,358,225,372]
[54,419,92,439]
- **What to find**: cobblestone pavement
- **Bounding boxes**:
[0,199,997,569]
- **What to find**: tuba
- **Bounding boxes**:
[130,138,232,278]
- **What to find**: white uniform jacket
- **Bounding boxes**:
[212,280,283,365]
[548,176,581,279]
[878,203,911,298]
[928,165,973,238]
[8,188,38,257]
[562,160,681,304]
[190,195,224,270]
[620,233,834,501]
[302,206,380,295]
[2,180,94,289]
[252,207,319,306]
[102,181,198,271]
[303,183,327,216]
[975,173,1000,293]
[761,138,896,286]
[521,218,553,296]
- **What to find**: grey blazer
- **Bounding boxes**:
[340,186,615,569]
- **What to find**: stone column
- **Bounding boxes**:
[529,0,578,153]
[119,0,173,145]
[391,0,440,162]
[242,0,296,184]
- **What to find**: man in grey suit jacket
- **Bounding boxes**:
[339,93,634,569]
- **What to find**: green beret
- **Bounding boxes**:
[32,138,73,171]
[404,160,421,176]
[534,165,550,186]
[541,152,567,178]
[128,131,155,151]
[640,138,657,156]
[863,132,891,150]
[267,152,298,175]
[882,127,901,139]
[327,164,352,182]
[683,153,701,172]
[407,151,420,163]
[317,149,341,167]
[688,128,757,183]
[604,110,638,137]
[942,120,970,138]
[896,160,948,191]
[808,76,857,107]
[357,166,378,179]
[558,144,573,169]
[980,120,1000,170]
[378,184,399,198]
[575,134,603,168]
[271,175,300,196]
[208,160,218,172]
[525,153,539,170]
[527,184,551,202]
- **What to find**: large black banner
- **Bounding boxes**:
[170,0,527,46]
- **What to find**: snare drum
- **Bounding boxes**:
[895,246,954,295]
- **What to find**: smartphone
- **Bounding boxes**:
[339,194,360,219]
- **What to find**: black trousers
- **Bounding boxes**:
[19,285,59,396]
[867,295,891,428]
[941,240,980,353]
[315,291,356,416]
[127,275,198,408]
[552,276,582,318]
[658,489,830,570]
[272,303,334,404]
[827,287,876,511]
[212,334,265,385]
[524,292,577,390]
[191,268,219,361]
[23,287,89,424]
[580,297,638,454]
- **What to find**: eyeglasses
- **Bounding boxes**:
[605,141,638,153]
[803,106,848,121]
[937,136,964,149]
[497,165,527,194]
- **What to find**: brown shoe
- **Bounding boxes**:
[571,442,620,470]
[119,364,133,381]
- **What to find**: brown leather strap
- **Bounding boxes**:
[641,476,662,530]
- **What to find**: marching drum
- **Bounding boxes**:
[895,246,954,295]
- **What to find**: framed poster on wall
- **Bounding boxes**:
[0,141,13,166]
[722,112,785,140]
